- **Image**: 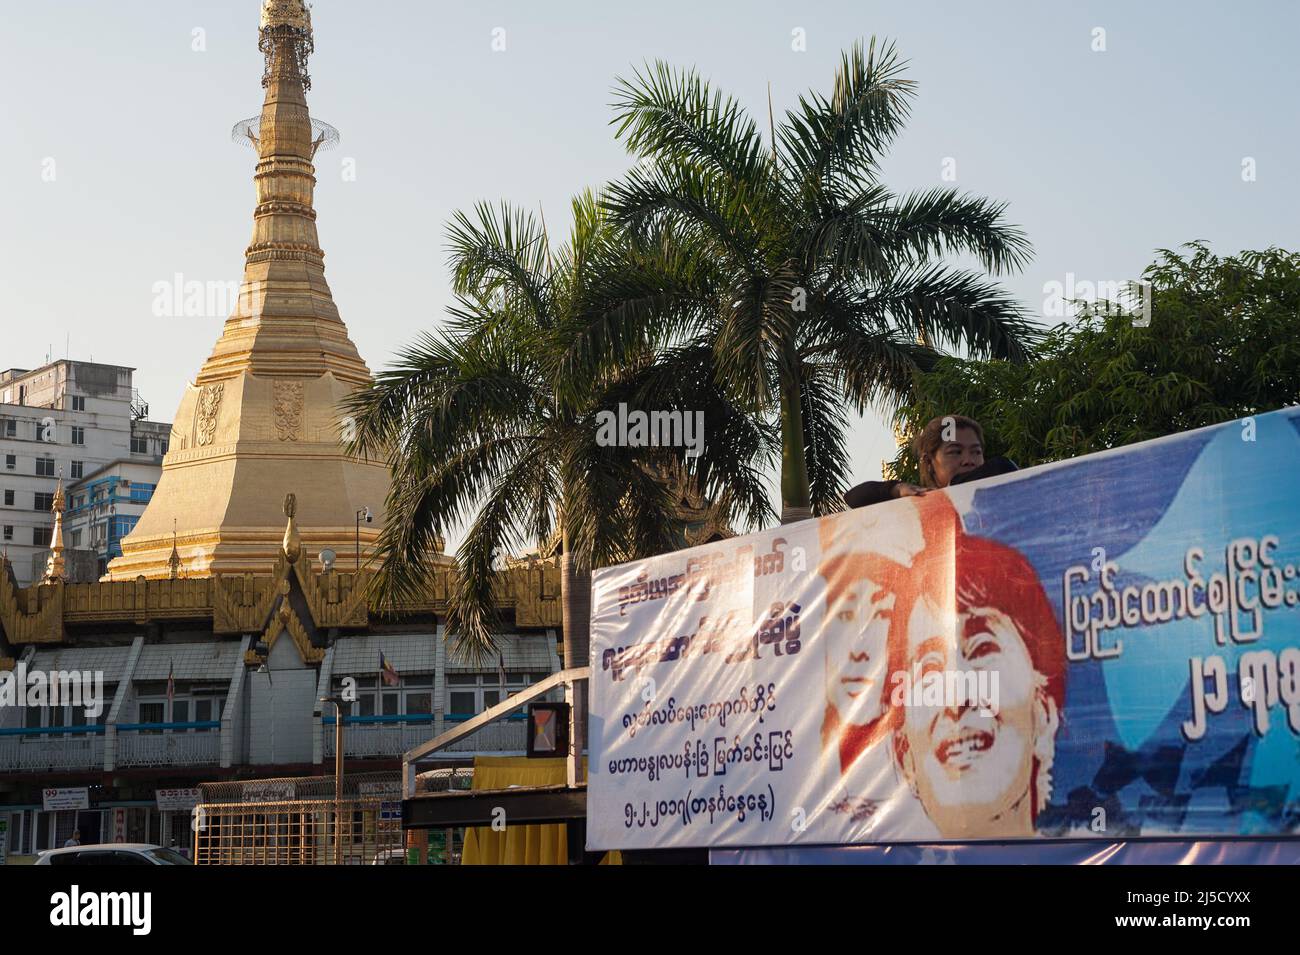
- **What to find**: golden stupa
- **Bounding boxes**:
[110,0,390,579]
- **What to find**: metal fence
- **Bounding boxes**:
[193,772,404,865]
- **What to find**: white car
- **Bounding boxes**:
[36,843,192,866]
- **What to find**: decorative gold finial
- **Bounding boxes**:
[282,492,302,562]
[261,0,312,33]
[42,474,67,584]
[167,518,182,579]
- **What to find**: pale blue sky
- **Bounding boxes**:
[2,0,1296,521]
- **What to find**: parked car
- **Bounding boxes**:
[36,843,193,865]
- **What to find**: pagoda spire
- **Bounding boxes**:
[197,0,369,387]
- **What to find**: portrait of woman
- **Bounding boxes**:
[891,531,1066,839]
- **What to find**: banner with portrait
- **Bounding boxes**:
[586,406,1300,850]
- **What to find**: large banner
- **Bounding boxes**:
[586,407,1300,850]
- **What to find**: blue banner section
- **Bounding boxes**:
[711,840,1300,865]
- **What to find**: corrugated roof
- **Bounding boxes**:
[31,646,133,682]
[331,632,438,674]
[134,642,241,681]
[444,633,556,674]
[329,632,557,675]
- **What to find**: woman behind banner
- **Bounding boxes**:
[844,414,1017,507]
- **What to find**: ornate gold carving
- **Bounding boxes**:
[195,383,225,447]
[0,569,63,643]
[272,380,305,441]
[281,493,303,562]
[511,559,562,629]
[292,559,369,628]
[257,601,324,664]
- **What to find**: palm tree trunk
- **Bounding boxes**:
[559,519,590,787]
[779,353,813,525]
[559,527,591,670]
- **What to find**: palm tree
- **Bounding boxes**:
[599,38,1040,522]
[343,194,773,668]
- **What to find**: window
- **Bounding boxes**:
[160,438,169,454]
[33,526,52,547]
[3,490,12,506]
[16,683,111,739]
[70,426,85,446]
[138,701,165,734]
[2,526,11,541]
[70,460,83,479]
[36,457,55,477]
[331,674,435,720]
[34,491,54,511]
[445,672,538,719]
[2,420,14,438]
[4,454,13,470]
[130,434,148,454]
[194,696,225,727]
[70,396,85,412]
[129,483,155,503]
[70,529,82,547]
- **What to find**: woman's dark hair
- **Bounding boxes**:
[914,414,985,488]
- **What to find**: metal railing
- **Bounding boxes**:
[0,725,105,772]
[402,667,591,797]
[115,721,221,767]
[323,714,527,758]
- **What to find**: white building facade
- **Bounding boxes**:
[0,361,171,586]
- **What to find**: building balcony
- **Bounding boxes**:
[114,721,221,767]
[323,714,527,759]
[0,725,105,773]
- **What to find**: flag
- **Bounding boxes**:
[166,661,175,707]
[379,651,399,687]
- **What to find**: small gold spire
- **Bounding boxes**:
[42,474,67,584]
[167,519,182,579]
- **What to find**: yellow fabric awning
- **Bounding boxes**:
[460,756,619,865]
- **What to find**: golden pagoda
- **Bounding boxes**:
[110,0,390,579]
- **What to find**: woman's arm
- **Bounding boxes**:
[843,480,900,509]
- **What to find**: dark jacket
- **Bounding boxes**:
[842,457,1019,509]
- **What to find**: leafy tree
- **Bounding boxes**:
[887,242,1300,480]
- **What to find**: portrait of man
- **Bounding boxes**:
[891,532,1066,839]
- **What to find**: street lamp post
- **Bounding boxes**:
[321,695,346,865]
